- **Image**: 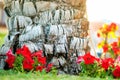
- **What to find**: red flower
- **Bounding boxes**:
[111,42,120,55]
[111,42,118,47]
[102,44,109,53]
[112,47,120,55]
[106,26,112,32]
[36,66,44,72]
[110,23,116,27]
[46,63,53,72]
[38,57,46,65]
[5,50,15,68]
[110,23,117,31]
[23,58,34,70]
[83,52,96,65]
[97,33,100,37]
[16,45,31,58]
[32,50,43,58]
[113,66,120,78]
[101,58,114,70]
[32,50,46,66]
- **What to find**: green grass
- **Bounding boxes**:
[0,70,113,80]
[0,32,7,46]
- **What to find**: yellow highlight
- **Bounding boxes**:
[98,41,105,49]
[108,32,117,38]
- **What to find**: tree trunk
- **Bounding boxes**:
[0,0,89,74]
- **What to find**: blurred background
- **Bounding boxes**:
[0,0,5,27]
[0,0,120,26]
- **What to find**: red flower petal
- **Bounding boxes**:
[23,58,34,70]
[5,50,15,68]
[102,44,109,53]
[46,63,53,72]
[101,58,114,70]
[113,66,120,78]
[111,42,118,47]
[16,45,31,58]
[110,23,117,31]
[36,66,43,72]
[112,47,120,55]
[38,57,46,65]
[32,50,43,58]
[83,52,96,65]
[97,33,100,37]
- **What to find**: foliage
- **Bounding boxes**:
[77,52,120,78]
[0,32,6,46]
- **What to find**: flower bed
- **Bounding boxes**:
[77,52,120,78]
[5,45,53,73]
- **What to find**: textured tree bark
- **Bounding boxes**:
[0,0,89,74]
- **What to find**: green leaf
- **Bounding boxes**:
[13,54,24,72]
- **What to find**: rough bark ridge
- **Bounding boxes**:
[0,0,90,74]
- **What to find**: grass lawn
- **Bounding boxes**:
[0,27,8,47]
[0,28,116,80]
[0,32,6,47]
[0,70,112,80]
